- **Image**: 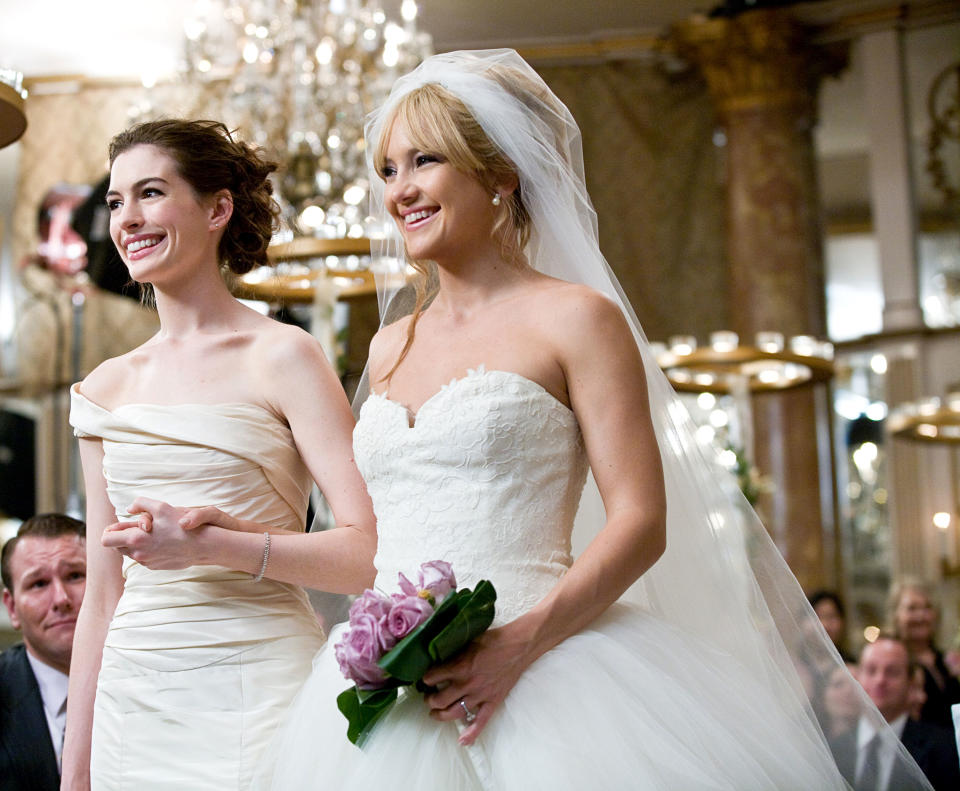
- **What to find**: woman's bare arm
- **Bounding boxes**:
[101,327,377,593]
[61,438,125,790]
[423,287,666,743]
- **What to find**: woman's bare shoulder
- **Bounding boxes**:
[529,279,624,333]
[251,318,333,383]
[367,316,412,379]
[76,339,158,408]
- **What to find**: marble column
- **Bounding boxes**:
[675,9,846,590]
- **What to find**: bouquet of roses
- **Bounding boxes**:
[334,561,496,745]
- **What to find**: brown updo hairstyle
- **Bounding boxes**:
[372,81,533,381]
[108,118,279,279]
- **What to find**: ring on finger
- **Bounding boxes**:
[459,698,477,723]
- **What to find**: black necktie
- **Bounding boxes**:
[856,734,881,791]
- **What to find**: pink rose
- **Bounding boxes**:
[396,571,419,598]
[349,589,393,622]
[334,612,390,689]
[347,590,396,652]
[387,595,435,639]
[418,561,456,602]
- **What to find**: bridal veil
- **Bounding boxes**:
[353,48,933,789]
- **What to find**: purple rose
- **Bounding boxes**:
[347,590,397,652]
[396,571,419,598]
[348,589,393,623]
[334,612,390,689]
[387,595,435,639]
[418,561,456,602]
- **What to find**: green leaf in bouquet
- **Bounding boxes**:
[336,685,398,746]
[377,591,462,684]
[428,580,497,663]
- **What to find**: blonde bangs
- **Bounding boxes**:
[375,84,488,179]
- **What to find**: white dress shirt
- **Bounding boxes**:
[25,651,69,771]
[854,713,909,791]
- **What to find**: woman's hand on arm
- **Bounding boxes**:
[99,498,301,570]
[61,438,125,790]
[422,288,666,744]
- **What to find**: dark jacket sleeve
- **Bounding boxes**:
[0,644,61,791]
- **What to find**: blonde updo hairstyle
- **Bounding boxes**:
[373,82,531,381]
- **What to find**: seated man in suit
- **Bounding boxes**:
[1,513,86,791]
[831,633,960,791]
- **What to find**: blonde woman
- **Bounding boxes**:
[888,577,960,728]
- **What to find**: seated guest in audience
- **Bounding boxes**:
[831,634,960,791]
[810,589,855,662]
[909,663,929,721]
[822,661,862,738]
[1,513,86,791]
[887,577,960,728]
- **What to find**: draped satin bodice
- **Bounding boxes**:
[353,367,588,624]
[69,385,322,669]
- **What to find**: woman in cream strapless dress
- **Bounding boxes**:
[62,119,376,791]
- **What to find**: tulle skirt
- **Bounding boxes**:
[262,604,846,790]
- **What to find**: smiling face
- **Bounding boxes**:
[2,535,86,673]
[894,587,936,645]
[106,144,224,287]
[380,119,500,266]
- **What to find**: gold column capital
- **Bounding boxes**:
[672,8,846,118]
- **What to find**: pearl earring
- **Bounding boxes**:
[491,194,501,207]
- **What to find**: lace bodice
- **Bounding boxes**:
[354,367,588,624]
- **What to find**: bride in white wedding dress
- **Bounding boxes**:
[107,51,933,790]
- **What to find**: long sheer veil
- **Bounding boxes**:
[355,48,933,789]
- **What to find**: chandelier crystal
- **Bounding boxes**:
[181,0,432,240]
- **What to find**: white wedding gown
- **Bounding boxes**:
[70,386,326,790]
[264,367,847,790]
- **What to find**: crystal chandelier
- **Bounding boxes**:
[181,0,432,240]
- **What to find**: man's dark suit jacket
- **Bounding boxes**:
[830,718,960,791]
[0,643,60,791]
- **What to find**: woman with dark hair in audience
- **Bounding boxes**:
[810,589,855,662]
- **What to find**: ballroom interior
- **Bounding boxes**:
[0,0,958,654]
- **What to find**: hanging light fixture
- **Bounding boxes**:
[652,330,835,394]
[888,392,960,444]
[181,0,432,242]
[0,68,27,149]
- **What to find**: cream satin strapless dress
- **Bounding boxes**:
[70,385,325,790]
